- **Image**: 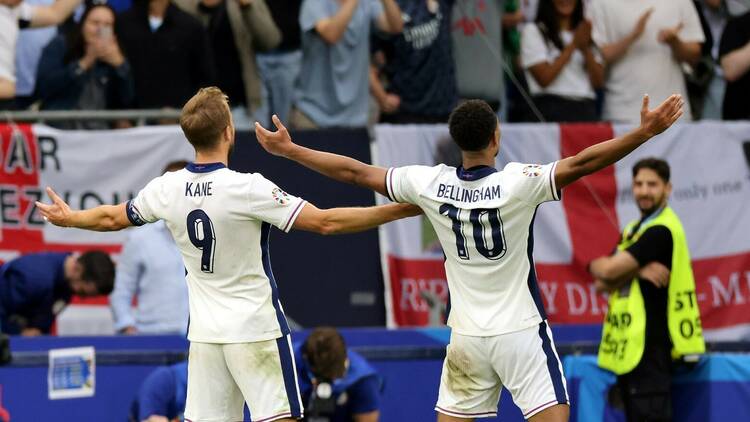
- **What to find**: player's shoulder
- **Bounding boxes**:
[397,163,450,179]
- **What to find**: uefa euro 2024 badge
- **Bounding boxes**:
[48,347,95,400]
[272,187,292,205]
[522,164,543,178]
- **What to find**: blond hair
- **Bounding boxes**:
[179,87,231,151]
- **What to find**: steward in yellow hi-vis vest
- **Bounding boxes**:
[588,158,705,422]
[598,206,705,374]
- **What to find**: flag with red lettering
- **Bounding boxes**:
[374,122,750,340]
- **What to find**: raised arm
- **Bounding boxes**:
[554,94,683,189]
[35,187,132,231]
[292,202,421,235]
[29,0,82,27]
[315,0,359,45]
[255,115,389,196]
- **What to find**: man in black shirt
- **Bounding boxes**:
[589,158,681,422]
[116,0,215,110]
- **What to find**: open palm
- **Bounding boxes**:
[35,187,72,227]
[254,115,295,157]
[640,94,684,138]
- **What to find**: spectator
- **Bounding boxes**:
[129,361,189,422]
[0,0,82,102]
[296,327,381,421]
[110,161,189,336]
[116,0,214,110]
[293,0,404,129]
[35,2,134,129]
[451,0,505,111]
[255,0,302,128]
[370,0,458,124]
[590,0,705,123]
[12,0,56,109]
[686,0,723,120]
[172,0,280,129]
[0,251,115,335]
[521,0,604,122]
[719,9,750,119]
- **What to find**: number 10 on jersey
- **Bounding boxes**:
[439,204,507,261]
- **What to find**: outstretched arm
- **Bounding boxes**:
[35,187,132,231]
[292,202,421,235]
[554,94,684,189]
[255,116,389,197]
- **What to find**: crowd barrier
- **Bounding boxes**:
[2,328,750,421]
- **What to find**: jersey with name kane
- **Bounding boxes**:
[386,162,560,336]
[126,163,306,343]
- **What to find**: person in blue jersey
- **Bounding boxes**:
[36,86,419,422]
[0,250,115,335]
[255,92,684,422]
[296,327,380,422]
[129,361,188,422]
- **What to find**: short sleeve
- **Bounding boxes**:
[719,16,746,59]
[127,177,163,226]
[625,225,673,268]
[385,166,424,204]
[347,375,381,414]
[678,0,706,43]
[137,367,176,420]
[369,0,384,23]
[299,0,331,32]
[246,174,306,233]
[521,24,550,68]
[503,161,560,206]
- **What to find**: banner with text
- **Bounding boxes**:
[374,122,750,340]
[0,124,193,262]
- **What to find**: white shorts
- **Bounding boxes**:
[435,321,569,419]
[184,335,303,422]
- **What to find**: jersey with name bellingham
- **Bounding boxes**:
[386,162,560,336]
[126,163,306,343]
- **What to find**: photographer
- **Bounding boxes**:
[296,327,381,422]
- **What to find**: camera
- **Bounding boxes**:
[305,379,336,422]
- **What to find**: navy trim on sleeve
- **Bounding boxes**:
[126,200,147,226]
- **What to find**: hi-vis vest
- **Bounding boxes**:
[598,207,705,375]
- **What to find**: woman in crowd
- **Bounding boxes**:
[35,2,133,129]
[521,0,604,122]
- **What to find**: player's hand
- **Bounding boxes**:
[638,94,683,138]
[639,262,670,288]
[255,115,296,157]
[35,187,74,227]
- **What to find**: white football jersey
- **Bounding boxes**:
[386,162,560,336]
[127,162,306,343]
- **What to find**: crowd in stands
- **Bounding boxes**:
[3,0,750,127]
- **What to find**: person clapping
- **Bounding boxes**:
[35,2,134,128]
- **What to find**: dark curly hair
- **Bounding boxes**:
[448,100,498,152]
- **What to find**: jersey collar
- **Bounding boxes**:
[456,165,497,181]
[185,162,226,173]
